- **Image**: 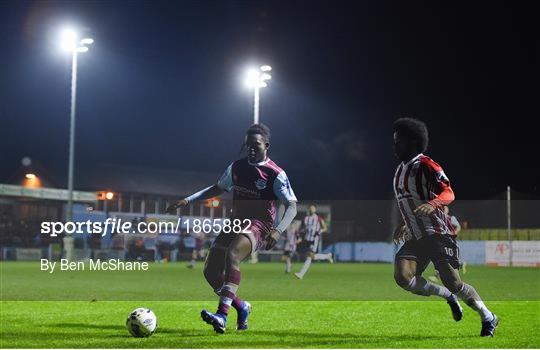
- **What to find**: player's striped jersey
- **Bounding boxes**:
[449,215,461,232]
[393,153,456,240]
[302,214,324,241]
[284,226,299,252]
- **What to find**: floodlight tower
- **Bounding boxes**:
[245,65,272,125]
[60,28,94,221]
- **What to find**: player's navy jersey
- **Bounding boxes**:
[393,153,456,240]
[217,157,297,227]
[302,214,324,241]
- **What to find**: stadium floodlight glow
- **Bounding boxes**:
[105,192,114,200]
[60,28,94,53]
[245,69,260,88]
[25,173,36,179]
[61,29,78,51]
[244,67,272,88]
[59,27,95,221]
[80,38,94,45]
[260,73,272,81]
[245,64,272,124]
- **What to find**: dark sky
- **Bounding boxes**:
[1,0,538,200]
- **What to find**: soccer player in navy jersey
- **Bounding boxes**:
[167,123,297,333]
[392,118,498,337]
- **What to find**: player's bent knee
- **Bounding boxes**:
[394,273,413,289]
[436,263,463,293]
[227,247,242,267]
[438,273,462,293]
[203,253,225,290]
[442,279,463,294]
[203,266,223,290]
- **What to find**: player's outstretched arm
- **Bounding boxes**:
[166,184,224,213]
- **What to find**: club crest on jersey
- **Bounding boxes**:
[255,179,267,190]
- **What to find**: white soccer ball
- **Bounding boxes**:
[126,307,157,337]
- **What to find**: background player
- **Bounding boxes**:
[187,230,206,269]
[295,204,333,279]
[282,220,301,274]
[392,117,498,337]
[167,123,297,333]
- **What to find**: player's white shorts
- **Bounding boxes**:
[284,241,297,253]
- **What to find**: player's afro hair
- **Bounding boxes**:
[393,118,429,153]
[246,123,271,143]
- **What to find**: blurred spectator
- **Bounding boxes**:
[127,237,146,260]
[110,233,124,250]
[156,240,172,262]
[88,234,102,259]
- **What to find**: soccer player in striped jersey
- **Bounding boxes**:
[295,204,333,279]
[167,123,297,334]
[392,118,498,337]
[282,220,301,274]
[187,231,206,269]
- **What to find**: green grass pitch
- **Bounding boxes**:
[1,262,539,348]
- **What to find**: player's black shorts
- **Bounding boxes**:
[283,250,293,257]
[299,237,319,254]
[395,234,460,273]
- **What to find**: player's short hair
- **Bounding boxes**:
[393,118,429,153]
[246,123,271,143]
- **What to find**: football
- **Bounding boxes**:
[125,308,157,337]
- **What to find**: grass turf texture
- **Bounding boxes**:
[1,262,539,348]
[2,262,539,300]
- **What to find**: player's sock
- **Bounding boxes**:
[456,283,494,321]
[285,258,292,273]
[231,296,245,311]
[406,276,453,299]
[217,268,241,316]
[314,253,330,260]
[223,271,244,311]
[297,257,312,277]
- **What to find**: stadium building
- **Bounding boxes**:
[0,163,331,263]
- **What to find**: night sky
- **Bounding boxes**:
[1,0,538,200]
